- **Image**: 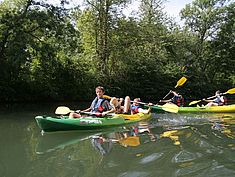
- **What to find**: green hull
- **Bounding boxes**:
[35,113,152,132]
[147,104,235,113]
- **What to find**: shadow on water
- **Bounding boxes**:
[0,103,234,177]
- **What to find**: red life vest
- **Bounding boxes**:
[172,95,184,107]
[221,96,227,105]
[91,97,107,113]
[131,105,141,114]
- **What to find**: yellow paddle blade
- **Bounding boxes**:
[119,136,140,147]
[103,95,112,99]
[188,100,201,106]
[161,130,178,137]
[160,103,179,113]
[55,106,73,115]
[175,77,187,88]
[226,88,235,94]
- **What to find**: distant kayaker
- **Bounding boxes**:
[69,86,115,118]
[159,90,184,107]
[203,90,225,106]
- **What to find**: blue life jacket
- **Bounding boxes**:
[91,97,107,113]
[131,105,141,114]
[214,96,225,106]
[172,95,184,107]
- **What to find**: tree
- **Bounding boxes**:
[0,0,85,101]
[210,2,235,85]
[78,0,131,83]
[180,0,232,94]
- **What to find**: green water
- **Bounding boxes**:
[0,103,234,177]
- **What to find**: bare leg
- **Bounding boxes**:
[206,102,218,107]
[124,96,130,113]
[69,112,81,118]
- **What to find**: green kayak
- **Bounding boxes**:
[35,113,152,132]
[146,104,235,113]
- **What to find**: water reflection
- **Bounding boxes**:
[34,113,235,177]
[35,113,235,157]
[91,135,113,156]
[36,131,102,154]
[36,121,157,155]
[1,107,235,177]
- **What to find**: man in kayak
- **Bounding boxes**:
[159,90,184,107]
[69,86,115,118]
[203,90,225,106]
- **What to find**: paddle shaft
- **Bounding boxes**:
[80,111,114,117]
[163,91,172,99]
[130,101,178,113]
[205,92,227,100]
[130,100,149,105]
[55,106,114,117]
[162,77,187,100]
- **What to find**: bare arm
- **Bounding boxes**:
[138,107,151,114]
[159,99,172,103]
[81,107,92,112]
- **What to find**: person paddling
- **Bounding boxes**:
[69,86,114,118]
[159,90,184,107]
[129,97,151,114]
[203,90,225,107]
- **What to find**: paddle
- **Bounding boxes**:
[130,101,179,113]
[119,136,140,147]
[189,88,235,106]
[103,95,112,99]
[159,103,179,113]
[162,76,187,99]
[55,106,114,117]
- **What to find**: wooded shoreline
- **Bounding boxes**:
[0,0,234,103]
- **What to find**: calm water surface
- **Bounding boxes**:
[0,103,234,177]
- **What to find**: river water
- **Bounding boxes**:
[0,103,234,177]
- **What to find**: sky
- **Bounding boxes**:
[163,0,192,18]
[54,0,193,23]
[0,0,193,22]
[123,0,193,23]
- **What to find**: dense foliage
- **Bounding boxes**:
[0,0,234,103]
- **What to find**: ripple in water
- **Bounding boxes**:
[172,150,199,163]
[118,171,149,177]
[139,152,163,164]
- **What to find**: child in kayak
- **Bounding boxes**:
[130,98,151,114]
